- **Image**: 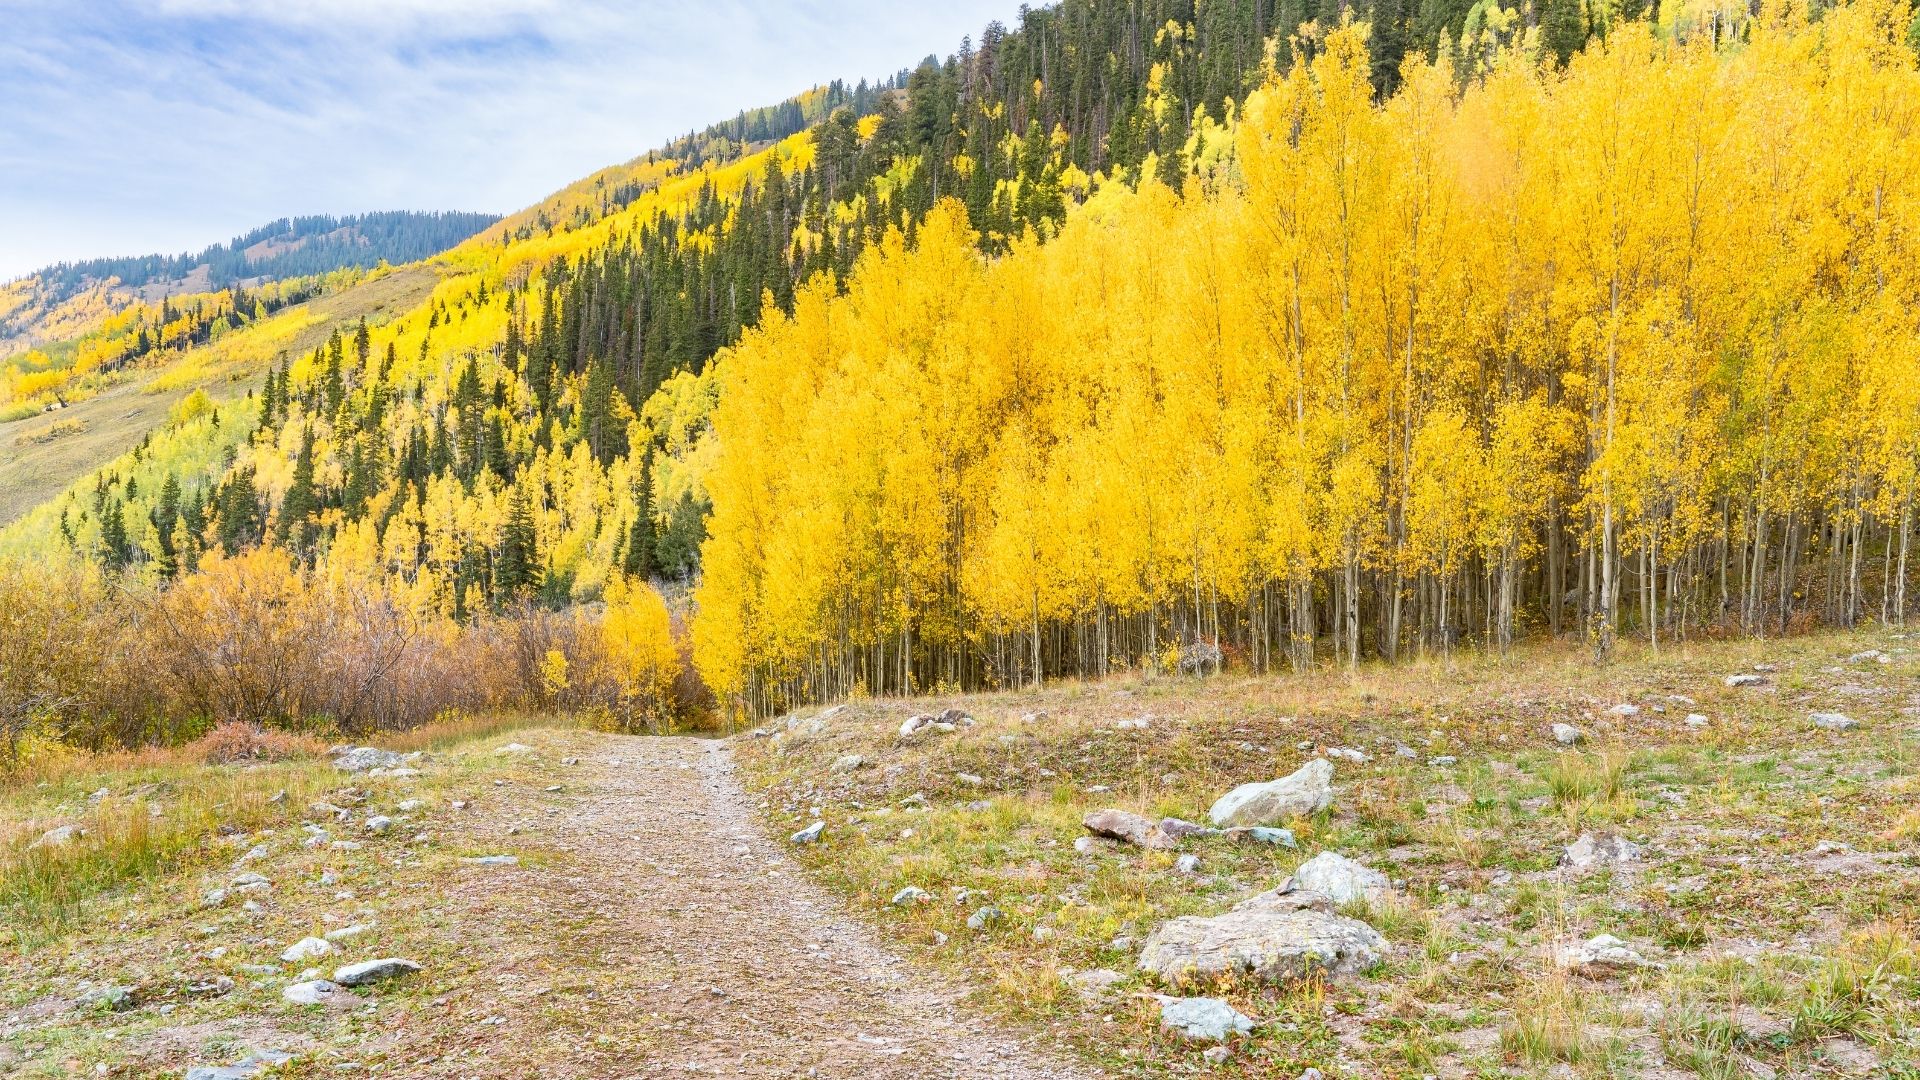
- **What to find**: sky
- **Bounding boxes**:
[0,0,1026,280]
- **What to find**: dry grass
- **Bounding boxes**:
[736,626,1920,1078]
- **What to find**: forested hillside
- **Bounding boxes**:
[15,211,500,306]
[5,0,1919,737]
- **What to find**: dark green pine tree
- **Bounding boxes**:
[99,498,130,571]
[152,474,182,577]
[216,466,265,555]
[1543,0,1590,66]
[622,456,657,579]
[495,485,543,603]
[277,427,320,551]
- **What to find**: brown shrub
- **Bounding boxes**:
[189,721,326,765]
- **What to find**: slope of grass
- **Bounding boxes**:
[737,630,1920,1078]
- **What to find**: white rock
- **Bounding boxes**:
[1290,851,1391,904]
[1139,889,1388,985]
[460,855,519,866]
[1157,996,1254,1042]
[790,821,825,844]
[281,980,343,1006]
[890,886,932,905]
[1812,713,1858,731]
[498,743,535,754]
[1325,746,1369,764]
[1207,759,1335,828]
[29,825,82,850]
[1560,933,1659,975]
[1608,703,1641,717]
[1175,854,1202,875]
[1552,723,1585,745]
[1561,832,1640,871]
[332,747,403,773]
[280,936,332,963]
[1685,714,1710,728]
[364,816,394,833]
[1064,968,1125,998]
[1726,674,1767,688]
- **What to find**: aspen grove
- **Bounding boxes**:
[694,5,1920,715]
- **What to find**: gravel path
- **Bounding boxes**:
[418,734,1100,1079]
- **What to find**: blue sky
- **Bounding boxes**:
[0,0,1025,280]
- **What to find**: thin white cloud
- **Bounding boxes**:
[0,0,1027,278]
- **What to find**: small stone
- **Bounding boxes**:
[185,1050,294,1080]
[30,825,82,850]
[1812,712,1858,731]
[1560,933,1658,975]
[1072,836,1102,855]
[791,821,825,844]
[364,816,394,834]
[282,980,343,1005]
[1157,995,1254,1042]
[1562,832,1640,871]
[1552,723,1585,745]
[331,958,422,987]
[1325,746,1369,764]
[230,872,270,889]
[498,743,535,754]
[396,799,424,812]
[1726,674,1767,688]
[831,754,866,772]
[235,843,268,864]
[1290,851,1390,903]
[890,886,931,905]
[1203,1046,1232,1064]
[1228,826,1298,847]
[1394,744,1418,759]
[1083,808,1177,849]
[1065,968,1125,999]
[1175,854,1202,875]
[1427,755,1458,767]
[84,985,137,1012]
[460,855,520,866]
[898,714,937,738]
[1685,714,1710,728]
[332,747,403,773]
[1608,703,1641,717]
[324,923,371,942]
[967,905,1003,930]
[1032,925,1054,942]
[279,937,332,963]
[965,800,993,812]
[955,772,983,786]
[1158,817,1221,840]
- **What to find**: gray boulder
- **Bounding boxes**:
[1289,851,1390,904]
[790,821,825,844]
[331,958,421,987]
[1208,759,1335,827]
[1139,888,1388,986]
[1812,712,1858,731]
[1158,995,1253,1042]
[332,747,402,773]
[1725,674,1767,688]
[1552,723,1585,745]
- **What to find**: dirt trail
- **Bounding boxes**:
[411,734,1101,1079]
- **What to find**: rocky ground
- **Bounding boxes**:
[0,733,1092,1078]
[737,631,1920,1078]
[3,630,1916,1079]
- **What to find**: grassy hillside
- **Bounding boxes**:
[738,628,1920,1077]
